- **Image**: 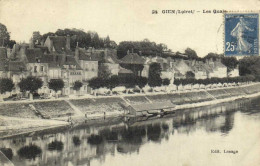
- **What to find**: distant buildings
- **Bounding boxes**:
[0,33,238,96]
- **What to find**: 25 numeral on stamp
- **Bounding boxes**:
[226,42,235,52]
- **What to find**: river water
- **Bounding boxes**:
[1,97,260,166]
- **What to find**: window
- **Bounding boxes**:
[34,66,37,72]
[41,66,44,72]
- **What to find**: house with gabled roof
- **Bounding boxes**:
[44,35,71,54]
[119,51,145,77]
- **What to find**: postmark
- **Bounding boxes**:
[224,13,259,56]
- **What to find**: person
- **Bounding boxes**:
[231,16,253,53]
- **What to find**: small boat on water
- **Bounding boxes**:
[124,101,176,117]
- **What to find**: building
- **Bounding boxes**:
[206,58,227,78]
[119,51,145,77]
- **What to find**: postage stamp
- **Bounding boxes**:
[224,13,259,56]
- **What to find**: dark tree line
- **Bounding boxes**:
[117,39,169,59]
[239,56,260,81]
[89,75,148,90]
[42,28,117,50]
[174,75,255,86]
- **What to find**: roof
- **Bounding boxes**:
[0,60,26,72]
[118,67,133,74]
[48,36,67,53]
[53,54,82,70]
[103,54,120,64]
[120,53,145,65]
[24,48,82,70]
[25,48,44,63]
[35,45,49,53]
[8,61,27,72]
[214,61,226,68]
[78,48,99,61]
[130,101,175,112]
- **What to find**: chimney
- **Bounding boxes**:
[127,50,130,55]
[66,35,70,51]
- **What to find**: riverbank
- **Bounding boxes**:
[1,83,260,138]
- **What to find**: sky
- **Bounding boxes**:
[0,0,259,57]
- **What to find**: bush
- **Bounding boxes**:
[89,75,148,90]
[0,78,14,94]
[18,76,43,93]
[162,78,170,85]
[48,79,64,92]
[73,81,83,91]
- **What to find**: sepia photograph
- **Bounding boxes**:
[0,0,259,165]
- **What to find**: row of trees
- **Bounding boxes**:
[174,75,255,86]
[0,77,83,98]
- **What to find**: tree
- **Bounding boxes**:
[185,48,198,59]
[7,40,16,49]
[104,36,111,48]
[108,75,119,90]
[32,31,42,45]
[98,64,111,79]
[0,23,10,47]
[239,56,260,81]
[0,78,14,94]
[148,63,162,87]
[89,77,105,89]
[221,56,238,72]
[73,81,83,91]
[18,76,43,93]
[48,79,64,97]
[91,33,101,48]
[117,40,168,59]
[136,76,148,89]
[204,52,223,60]
[162,78,170,85]
[186,71,195,79]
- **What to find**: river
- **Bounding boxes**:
[1,97,260,166]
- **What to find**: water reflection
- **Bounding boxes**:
[17,144,42,160]
[48,140,64,151]
[0,97,260,166]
